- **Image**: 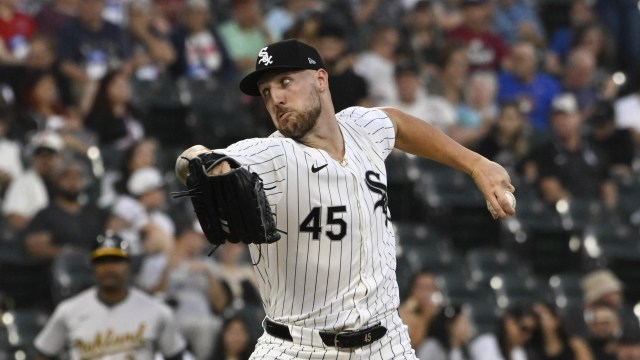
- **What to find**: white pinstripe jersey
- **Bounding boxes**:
[217,107,399,332]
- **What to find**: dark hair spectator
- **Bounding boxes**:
[527,301,594,360]
[84,69,144,154]
[417,304,473,360]
[210,314,254,360]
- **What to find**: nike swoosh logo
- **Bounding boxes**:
[311,164,328,173]
[264,185,276,190]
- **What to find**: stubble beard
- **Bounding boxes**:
[279,88,322,141]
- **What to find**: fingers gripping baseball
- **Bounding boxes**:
[175,145,210,185]
[470,159,516,219]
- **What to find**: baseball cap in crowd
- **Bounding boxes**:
[239,39,325,96]
[581,269,623,304]
[551,93,579,114]
[587,99,615,126]
[30,131,64,153]
[92,232,129,262]
[127,167,164,196]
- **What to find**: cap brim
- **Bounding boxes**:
[92,248,129,260]
[239,65,310,96]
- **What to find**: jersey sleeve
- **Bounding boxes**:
[34,304,68,357]
[340,107,396,160]
[155,304,187,357]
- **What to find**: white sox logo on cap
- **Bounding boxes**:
[258,47,273,66]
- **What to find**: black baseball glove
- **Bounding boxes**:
[174,152,281,246]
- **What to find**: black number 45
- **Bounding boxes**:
[299,206,347,241]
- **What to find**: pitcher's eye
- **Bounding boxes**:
[261,88,270,98]
[282,78,291,86]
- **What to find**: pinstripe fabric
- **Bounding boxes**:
[217,107,416,359]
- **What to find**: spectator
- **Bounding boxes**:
[417,304,473,360]
[448,0,509,72]
[388,62,456,133]
[399,270,441,349]
[33,232,187,360]
[126,0,176,79]
[353,25,400,105]
[13,71,93,157]
[107,166,173,255]
[23,158,108,260]
[594,0,640,74]
[399,0,444,75]
[137,222,229,360]
[586,99,634,177]
[0,0,36,63]
[581,269,640,343]
[264,0,320,41]
[84,69,145,153]
[217,0,272,75]
[428,42,468,108]
[98,137,159,207]
[562,49,599,113]
[214,241,261,309]
[315,22,371,112]
[530,94,616,208]
[546,0,596,74]
[470,304,537,360]
[528,301,594,360]
[56,0,130,91]
[569,21,616,74]
[497,41,561,131]
[0,110,22,201]
[1,131,63,231]
[210,314,254,360]
[431,0,463,32]
[474,100,530,177]
[584,304,620,360]
[168,0,235,81]
[493,0,545,47]
[22,157,107,309]
[34,0,77,35]
[450,70,498,147]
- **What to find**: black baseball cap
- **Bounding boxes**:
[239,39,325,96]
[587,99,615,126]
[91,232,129,262]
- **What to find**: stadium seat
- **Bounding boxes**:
[0,308,48,359]
[548,272,585,309]
[393,222,449,248]
[467,297,501,336]
[466,247,531,284]
[51,252,95,304]
[488,273,552,310]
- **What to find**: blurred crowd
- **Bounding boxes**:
[0,0,640,359]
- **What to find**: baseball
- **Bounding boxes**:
[175,145,210,185]
[487,190,516,215]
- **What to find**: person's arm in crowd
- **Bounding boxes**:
[129,19,176,66]
[182,260,229,313]
[601,179,617,210]
[539,176,570,203]
[570,336,595,360]
[354,0,381,25]
[60,61,90,84]
[24,231,62,259]
[380,107,515,218]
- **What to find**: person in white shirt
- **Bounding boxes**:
[2,131,63,231]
